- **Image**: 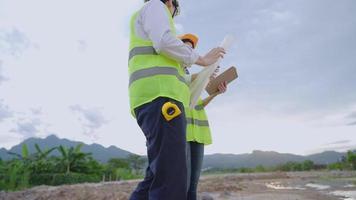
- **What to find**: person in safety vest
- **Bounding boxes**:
[128,0,226,199]
[179,33,227,200]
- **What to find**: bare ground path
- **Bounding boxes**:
[1,171,355,200]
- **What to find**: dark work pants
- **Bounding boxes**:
[129,97,188,200]
[186,141,204,200]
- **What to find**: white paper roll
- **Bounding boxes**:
[189,35,234,108]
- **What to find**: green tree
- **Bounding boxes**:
[56,144,92,174]
[255,165,266,172]
[33,144,57,160]
[104,158,131,181]
[127,155,146,175]
[302,160,314,171]
[7,144,31,189]
[86,157,104,175]
[31,144,57,174]
[9,144,34,189]
[347,151,356,170]
[0,158,5,190]
[108,158,130,169]
[328,162,344,170]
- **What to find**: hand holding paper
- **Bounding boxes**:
[189,35,234,108]
[196,48,226,66]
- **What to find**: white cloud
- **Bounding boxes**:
[0,0,146,153]
[0,28,31,57]
[0,0,355,156]
[0,100,13,122]
[70,105,109,140]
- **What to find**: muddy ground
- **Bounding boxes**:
[1,171,355,200]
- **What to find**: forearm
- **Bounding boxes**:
[191,73,198,82]
[156,32,200,67]
[195,56,208,66]
[202,93,218,108]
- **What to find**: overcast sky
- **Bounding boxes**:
[0,0,355,155]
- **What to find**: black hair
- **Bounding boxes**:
[144,0,168,3]
[182,39,195,49]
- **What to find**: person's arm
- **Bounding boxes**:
[201,81,227,108]
[190,65,220,83]
[202,93,219,108]
[141,0,225,68]
[191,73,198,82]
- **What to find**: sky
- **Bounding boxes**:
[0,0,355,156]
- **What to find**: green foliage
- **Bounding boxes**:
[56,144,92,174]
[22,144,29,159]
[30,173,101,186]
[0,143,145,191]
[204,159,325,175]
[8,162,20,190]
[239,167,254,173]
[326,151,356,171]
[327,162,346,170]
[275,161,302,172]
[115,168,141,180]
[347,151,356,170]
[127,154,146,174]
[103,158,131,181]
[108,158,130,169]
[302,160,314,171]
[254,165,266,172]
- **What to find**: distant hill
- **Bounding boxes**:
[0,135,134,163]
[0,135,350,168]
[202,150,346,169]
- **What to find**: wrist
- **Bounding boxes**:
[212,92,219,97]
[196,56,207,66]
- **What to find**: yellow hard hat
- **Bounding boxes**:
[178,33,199,49]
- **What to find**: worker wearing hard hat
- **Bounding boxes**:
[128,0,225,200]
[179,33,227,200]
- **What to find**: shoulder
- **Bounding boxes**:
[140,0,167,17]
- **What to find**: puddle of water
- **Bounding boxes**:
[265,182,305,190]
[305,183,330,190]
[330,190,356,200]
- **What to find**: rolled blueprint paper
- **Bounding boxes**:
[189,35,234,108]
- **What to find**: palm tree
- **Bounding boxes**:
[57,144,92,174]
[34,144,57,160]
[6,144,31,189]
[31,144,57,174]
[7,144,30,161]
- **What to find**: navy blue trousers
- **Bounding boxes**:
[186,142,204,200]
[129,97,188,200]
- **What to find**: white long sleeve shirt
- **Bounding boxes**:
[134,0,199,69]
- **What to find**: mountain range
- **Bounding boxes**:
[202,150,346,169]
[0,135,350,168]
[0,135,132,163]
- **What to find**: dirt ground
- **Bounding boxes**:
[1,171,355,200]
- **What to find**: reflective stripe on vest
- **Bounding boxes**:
[129,46,157,61]
[185,98,212,145]
[129,67,188,87]
[186,118,210,127]
[128,6,190,116]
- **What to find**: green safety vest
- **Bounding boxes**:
[186,98,212,145]
[128,6,190,117]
